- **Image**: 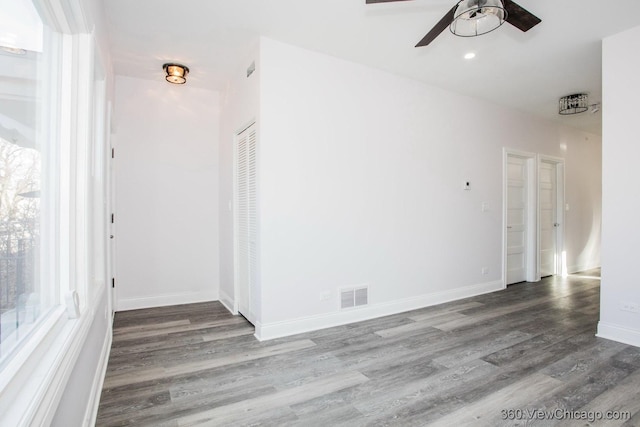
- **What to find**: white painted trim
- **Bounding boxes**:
[0,21,105,426]
[567,263,601,275]
[526,155,538,282]
[597,321,640,348]
[232,127,240,315]
[219,289,236,315]
[33,319,91,426]
[117,290,219,311]
[84,324,112,427]
[503,148,538,286]
[36,288,108,426]
[6,287,106,426]
[538,155,566,278]
[109,133,118,313]
[255,280,504,341]
[0,309,66,425]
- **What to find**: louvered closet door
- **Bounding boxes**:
[235,124,257,324]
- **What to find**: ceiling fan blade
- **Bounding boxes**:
[366,0,413,3]
[503,0,541,32]
[415,5,457,47]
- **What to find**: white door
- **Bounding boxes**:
[539,159,562,277]
[108,138,117,314]
[235,124,257,324]
[506,155,529,284]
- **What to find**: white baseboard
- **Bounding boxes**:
[117,290,218,311]
[568,263,601,274]
[255,280,503,341]
[219,289,236,315]
[597,321,640,348]
[84,325,112,426]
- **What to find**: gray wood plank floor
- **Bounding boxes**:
[96,270,640,426]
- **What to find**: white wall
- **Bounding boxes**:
[253,37,601,339]
[219,41,260,313]
[114,76,221,310]
[564,133,602,273]
[598,25,640,347]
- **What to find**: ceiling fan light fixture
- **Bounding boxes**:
[450,0,507,37]
[163,63,189,84]
[559,93,589,115]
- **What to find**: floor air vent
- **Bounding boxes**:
[341,286,368,309]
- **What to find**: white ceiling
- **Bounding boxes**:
[104,0,640,135]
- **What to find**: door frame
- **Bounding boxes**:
[537,155,566,277]
[107,113,116,315]
[502,148,538,287]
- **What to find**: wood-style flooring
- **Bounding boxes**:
[96,270,640,426]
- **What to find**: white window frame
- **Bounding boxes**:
[0,0,101,424]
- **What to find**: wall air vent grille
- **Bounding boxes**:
[355,287,368,306]
[341,290,354,309]
[340,286,369,310]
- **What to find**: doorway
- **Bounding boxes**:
[504,150,536,285]
[503,150,565,286]
[538,156,565,277]
[108,131,116,314]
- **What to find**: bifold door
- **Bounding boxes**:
[235,123,257,324]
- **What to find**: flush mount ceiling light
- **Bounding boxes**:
[559,93,589,115]
[163,63,189,84]
[450,0,507,37]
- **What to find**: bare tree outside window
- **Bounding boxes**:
[0,137,41,358]
[0,0,57,375]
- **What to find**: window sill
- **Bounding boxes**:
[0,305,92,426]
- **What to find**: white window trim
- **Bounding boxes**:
[0,0,103,423]
[0,286,106,425]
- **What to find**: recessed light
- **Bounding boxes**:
[464,52,476,60]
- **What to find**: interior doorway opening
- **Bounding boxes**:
[503,149,565,286]
[504,150,537,285]
[538,156,565,278]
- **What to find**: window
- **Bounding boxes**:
[0,0,59,367]
[0,0,109,423]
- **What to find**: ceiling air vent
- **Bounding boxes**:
[247,61,255,78]
[341,286,369,310]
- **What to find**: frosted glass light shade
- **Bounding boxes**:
[163,63,189,84]
[450,0,507,37]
